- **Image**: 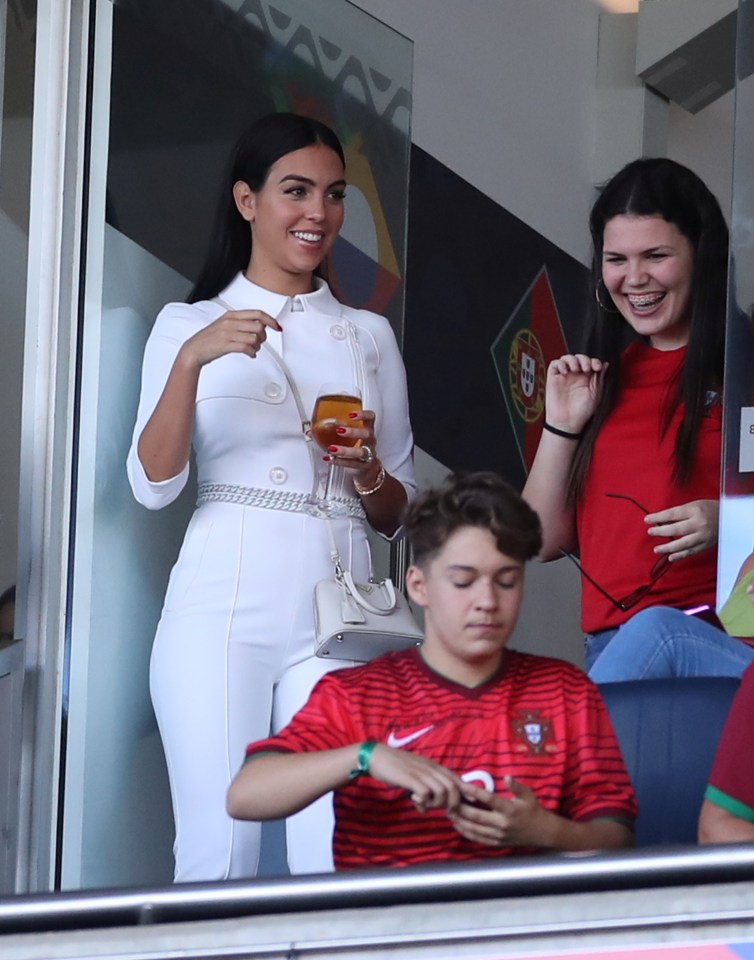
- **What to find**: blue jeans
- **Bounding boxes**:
[586,606,754,682]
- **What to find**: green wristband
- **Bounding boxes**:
[349,740,377,780]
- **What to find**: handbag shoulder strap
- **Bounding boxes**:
[212,294,347,575]
[213,295,310,431]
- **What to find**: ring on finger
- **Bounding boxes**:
[361,444,374,464]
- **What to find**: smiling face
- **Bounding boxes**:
[234,142,346,296]
[601,214,695,351]
[406,526,525,687]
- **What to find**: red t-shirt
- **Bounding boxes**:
[577,342,721,633]
[246,648,637,869]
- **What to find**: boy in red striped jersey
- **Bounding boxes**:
[228,472,636,868]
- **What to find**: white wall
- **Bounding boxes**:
[351,0,734,251]
[668,93,735,220]
[350,0,603,264]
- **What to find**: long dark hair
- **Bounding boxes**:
[569,157,729,497]
[188,113,346,304]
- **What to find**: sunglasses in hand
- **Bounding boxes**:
[560,493,671,612]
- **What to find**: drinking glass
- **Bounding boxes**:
[307,382,363,515]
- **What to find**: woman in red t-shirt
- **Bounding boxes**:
[524,158,754,682]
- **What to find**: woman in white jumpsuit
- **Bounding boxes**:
[126,114,415,882]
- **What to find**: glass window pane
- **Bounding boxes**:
[64,0,412,888]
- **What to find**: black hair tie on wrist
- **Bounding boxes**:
[543,422,583,440]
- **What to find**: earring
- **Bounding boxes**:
[595,280,620,314]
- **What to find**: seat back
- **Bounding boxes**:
[598,677,739,847]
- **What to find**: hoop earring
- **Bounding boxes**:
[595,280,620,314]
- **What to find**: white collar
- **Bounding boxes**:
[219,273,341,321]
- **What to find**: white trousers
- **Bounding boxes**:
[149,502,368,882]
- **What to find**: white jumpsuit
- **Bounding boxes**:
[127,272,415,881]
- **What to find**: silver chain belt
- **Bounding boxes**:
[196,482,366,520]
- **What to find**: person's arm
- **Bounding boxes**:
[227,746,363,820]
[448,777,633,851]
[698,666,754,844]
[227,742,466,821]
[699,797,754,844]
[136,349,200,482]
[735,551,754,588]
[522,429,580,560]
[522,354,606,559]
[353,455,408,538]
[138,308,281,482]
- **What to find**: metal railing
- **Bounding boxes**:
[1,843,754,936]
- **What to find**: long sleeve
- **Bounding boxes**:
[126,302,207,509]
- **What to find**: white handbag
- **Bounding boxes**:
[313,565,423,662]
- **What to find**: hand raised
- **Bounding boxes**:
[179,309,281,368]
[545,354,607,435]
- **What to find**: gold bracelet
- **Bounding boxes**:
[354,463,386,496]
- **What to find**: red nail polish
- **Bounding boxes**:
[348,412,360,419]
[327,445,338,453]
[335,427,347,435]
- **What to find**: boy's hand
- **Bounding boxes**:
[367,744,465,813]
[449,776,549,847]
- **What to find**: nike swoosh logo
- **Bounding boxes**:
[386,724,435,748]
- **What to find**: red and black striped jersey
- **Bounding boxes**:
[246,647,637,869]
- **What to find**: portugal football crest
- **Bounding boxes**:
[491,267,569,471]
[509,331,544,418]
[512,709,554,755]
[520,350,536,398]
